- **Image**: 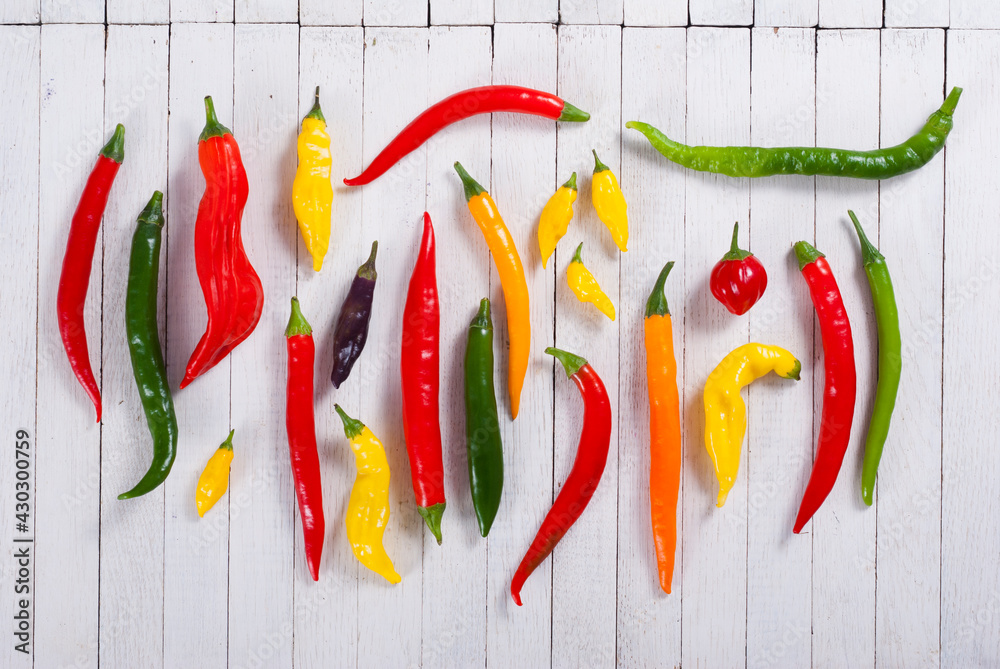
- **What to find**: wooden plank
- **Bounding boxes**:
[617,25,685,668]
[228,23,299,669]
[171,0,234,22]
[107,0,169,23]
[162,22,233,669]
[235,0,297,22]
[876,27,945,669]
[560,0,624,25]
[885,0,948,26]
[0,24,39,669]
[680,27,751,669]
[291,26,365,669]
[419,25,492,668]
[755,0,818,27]
[952,0,1000,28]
[689,0,752,26]
[818,0,882,28]
[495,0,558,22]
[33,23,104,669]
[431,0,493,24]
[745,26,815,669]
[0,0,39,22]
[486,22,556,669]
[300,0,363,25]
[97,24,169,669]
[354,26,428,669]
[623,0,687,26]
[812,28,879,669]
[41,0,104,22]
[551,24,621,669]
[364,0,428,26]
[943,28,1000,669]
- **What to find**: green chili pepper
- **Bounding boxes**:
[464,298,503,537]
[627,87,962,180]
[119,191,178,500]
[849,210,901,507]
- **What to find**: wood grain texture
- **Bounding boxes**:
[171,0,233,22]
[1,0,39,22]
[495,0,558,22]
[300,0,362,26]
[689,0,752,26]
[885,0,948,27]
[107,0,168,23]
[952,0,1000,28]
[364,0,428,26]
[623,0,687,26]
[431,0,493,25]
[41,0,103,22]
[755,0,818,27]
[819,0,882,27]
[560,0,624,25]
[235,0,296,23]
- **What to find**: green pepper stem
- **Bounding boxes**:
[644,261,674,318]
[418,503,445,544]
[571,242,584,265]
[793,240,826,271]
[592,149,610,174]
[722,222,752,261]
[783,359,802,381]
[200,95,233,142]
[941,87,963,116]
[220,429,235,451]
[334,404,364,439]
[284,297,312,337]
[563,172,578,191]
[100,123,125,163]
[848,210,884,266]
[358,240,378,280]
[546,346,587,378]
[138,191,164,228]
[305,85,325,122]
[454,161,487,202]
[557,101,590,122]
[470,297,492,330]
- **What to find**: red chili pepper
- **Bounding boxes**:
[344,86,590,186]
[57,124,125,422]
[792,241,857,534]
[710,222,767,316]
[181,96,264,389]
[401,212,446,544]
[510,346,612,606]
[284,297,325,581]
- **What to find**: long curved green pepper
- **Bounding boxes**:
[627,87,962,180]
[464,298,503,536]
[849,210,901,506]
[119,191,178,500]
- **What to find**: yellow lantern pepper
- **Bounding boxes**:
[567,242,615,320]
[292,86,333,271]
[591,149,628,252]
[335,404,401,584]
[704,343,800,507]
[538,172,577,268]
[196,429,235,517]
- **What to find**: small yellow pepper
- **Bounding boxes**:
[567,242,615,320]
[538,172,577,268]
[292,86,333,271]
[335,404,401,584]
[591,149,628,252]
[704,343,800,507]
[196,429,235,517]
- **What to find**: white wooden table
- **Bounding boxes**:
[2,0,999,667]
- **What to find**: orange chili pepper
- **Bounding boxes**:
[643,261,681,594]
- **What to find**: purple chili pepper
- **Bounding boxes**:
[331,241,378,388]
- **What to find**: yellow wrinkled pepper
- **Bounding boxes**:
[591,150,628,252]
[335,405,401,584]
[538,172,577,268]
[704,343,800,508]
[292,86,333,272]
[567,242,615,320]
[196,429,235,517]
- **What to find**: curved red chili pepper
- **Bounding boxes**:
[344,86,589,186]
[57,124,125,422]
[792,241,857,534]
[181,96,264,389]
[401,212,446,544]
[285,297,324,581]
[511,346,612,606]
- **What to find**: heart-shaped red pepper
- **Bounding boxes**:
[710,222,767,316]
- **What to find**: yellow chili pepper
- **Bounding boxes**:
[538,172,577,269]
[591,149,628,252]
[195,429,235,517]
[704,343,800,507]
[335,404,401,584]
[454,162,530,419]
[567,242,615,320]
[292,86,333,272]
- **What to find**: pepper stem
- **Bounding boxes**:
[284,297,312,337]
[470,297,492,330]
[200,95,233,142]
[571,242,584,264]
[722,222,753,261]
[545,346,587,378]
[644,261,674,319]
[848,210,884,266]
[940,86,963,116]
[357,240,378,281]
[562,172,578,191]
[783,359,802,381]
[220,429,235,451]
[557,101,590,122]
[454,162,487,202]
[100,123,125,163]
[334,404,364,440]
[793,241,826,271]
[305,85,325,122]
[592,149,610,174]
[418,503,445,545]
[137,191,164,228]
